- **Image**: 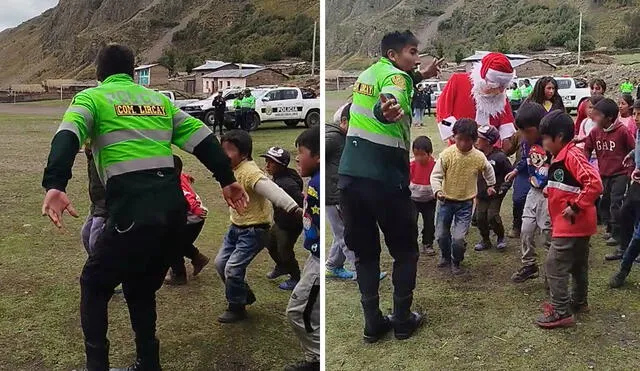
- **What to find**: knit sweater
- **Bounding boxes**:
[431,146,496,201]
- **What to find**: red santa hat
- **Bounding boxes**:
[476,52,514,88]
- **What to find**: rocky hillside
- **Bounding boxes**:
[0,0,319,86]
[327,0,640,69]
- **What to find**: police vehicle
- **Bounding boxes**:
[183,86,320,130]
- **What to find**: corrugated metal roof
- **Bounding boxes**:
[135,64,159,70]
[463,51,531,62]
[203,68,266,78]
[192,60,232,71]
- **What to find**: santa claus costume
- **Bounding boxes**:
[436,52,516,146]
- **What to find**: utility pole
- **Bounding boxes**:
[311,20,317,76]
[577,12,582,66]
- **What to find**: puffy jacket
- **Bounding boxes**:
[326,123,345,205]
[546,143,603,238]
[273,168,304,231]
[180,172,207,224]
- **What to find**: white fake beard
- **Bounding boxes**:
[469,65,507,118]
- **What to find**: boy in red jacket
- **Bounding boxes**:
[537,110,603,329]
[165,155,211,285]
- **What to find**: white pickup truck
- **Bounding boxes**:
[158,90,199,108]
[183,86,320,130]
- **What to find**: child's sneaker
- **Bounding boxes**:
[609,269,630,288]
[266,266,287,279]
[496,238,507,251]
[278,278,299,291]
[421,244,436,256]
[535,302,575,329]
[603,232,612,240]
[436,258,451,268]
[570,301,590,314]
[451,263,464,275]
[217,304,248,323]
[606,237,619,247]
[507,229,520,239]
[605,250,624,261]
[284,360,320,371]
[326,267,355,280]
[474,240,492,251]
[191,252,210,276]
[511,265,539,283]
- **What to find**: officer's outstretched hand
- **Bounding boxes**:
[380,94,403,122]
[223,182,250,212]
[42,189,79,228]
[421,57,445,79]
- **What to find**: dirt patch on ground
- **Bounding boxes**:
[0,103,66,116]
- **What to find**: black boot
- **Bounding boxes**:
[113,338,160,371]
[388,294,424,340]
[361,295,392,343]
[85,339,109,371]
[218,303,248,323]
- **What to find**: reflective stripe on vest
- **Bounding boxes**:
[94,129,173,150]
[104,156,174,182]
[183,126,212,153]
[347,126,407,150]
[172,110,190,128]
[57,121,81,142]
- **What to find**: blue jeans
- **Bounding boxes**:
[436,200,473,264]
[215,225,267,305]
[412,108,425,124]
[81,215,106,256]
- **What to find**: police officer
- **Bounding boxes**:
[212,91,226,135]
[233,91,244,129]
[338,31,441,343]
[41,43,248,371]
[240,88,256,131]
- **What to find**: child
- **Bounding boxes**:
[619,93,636,139]
[216,130,302,323]
[164,155,211,286]
[506,102,552,283]
[261,146,304,291]
[430,118,497,274]
[473,125,513,251]
[536,110,602,329]
[610,99,640,287]
[410,136,437,256]
[575,94,605,171]
[286,126,321,371]
[584,98,635,260]
[574,78,607,134]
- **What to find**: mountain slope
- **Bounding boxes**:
[327,0,640,69]
[0,0,319,86]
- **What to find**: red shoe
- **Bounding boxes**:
[535,302,575,329]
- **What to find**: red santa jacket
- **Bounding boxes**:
[180,172,207,223]
[436,73,516,141]
[546,142,603,238]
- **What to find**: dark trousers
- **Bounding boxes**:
[512,172,530,232]
[171,220,205,278]
[619,182,640,252]
[545,237,590,316]
[341,180,419,309]
[266,223,302,280]
[213,113,225,134]
[600,174,628,243]
[80,214,184,370]
[414,199,436,246]
[475,195,506,241]
[235,109,244,130]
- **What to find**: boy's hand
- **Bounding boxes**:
[632,168,640,182]
[623,153,634,167]
[562,206,576,220]
[222,182,249,212]
[435,191,446,201]
[486,187,497,197]
[42,189,79,228]
[380,94,404,122]
[199,208,208,219]
[505,170,517,182]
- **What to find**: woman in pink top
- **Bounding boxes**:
[619,94,636,139]
[575,95,604,171]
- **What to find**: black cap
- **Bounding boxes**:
[260,146,290,167]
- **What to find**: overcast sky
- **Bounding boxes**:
[0,0,59,31]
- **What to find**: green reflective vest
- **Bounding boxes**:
[241,95,256,109]
[621,81,634,94]
[233,98,242,109]
[58,73,211,184]
[520,85,532,98]
[339,57,413,189]
[507,88,522,101]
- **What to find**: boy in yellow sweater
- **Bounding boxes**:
[431,118,497,274]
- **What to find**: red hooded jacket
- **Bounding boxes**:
[180,172,207,223]
[546,142,603,237]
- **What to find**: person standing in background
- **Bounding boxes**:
[412,85,427,126]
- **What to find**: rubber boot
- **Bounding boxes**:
[85,339,109,371]
[388,294,424,340]
[127,338,161,371]
[361,295,391,343]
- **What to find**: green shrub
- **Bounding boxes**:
[526,34,547,51]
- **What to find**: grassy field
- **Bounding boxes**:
[325,90,640,370]
[0,102,309,370]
